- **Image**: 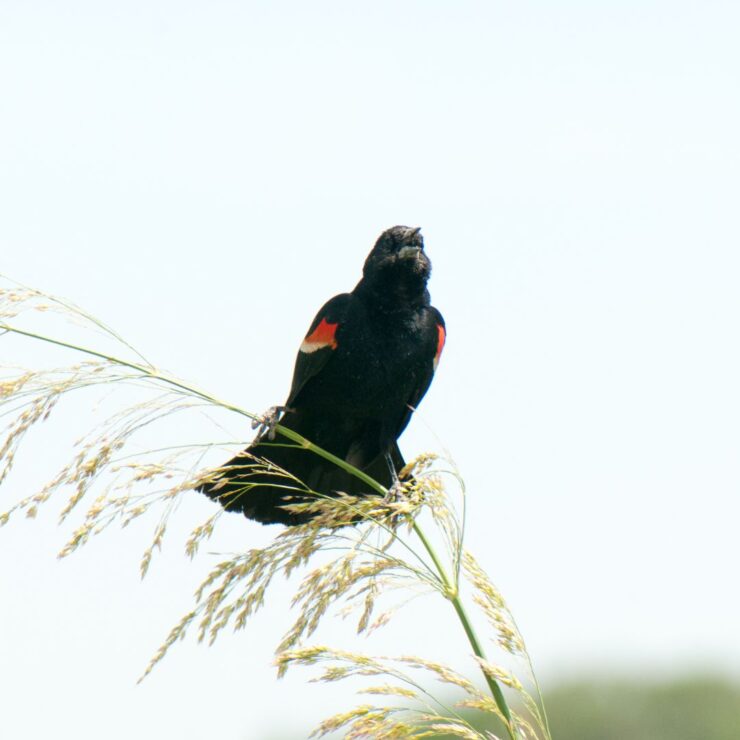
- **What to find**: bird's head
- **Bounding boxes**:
[362,226,432,287]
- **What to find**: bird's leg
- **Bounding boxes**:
[384,452,405,502]
[384,452,399,484]
[251,405,293,441]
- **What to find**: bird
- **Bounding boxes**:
[199,225,446,525]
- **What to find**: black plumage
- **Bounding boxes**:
[199,225,445,525]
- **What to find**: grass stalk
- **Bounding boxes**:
[3,321,522,737]
[412,520,518,740]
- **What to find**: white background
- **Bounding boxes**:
[1,2,739,738]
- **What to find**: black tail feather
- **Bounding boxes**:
[199,436,404,526]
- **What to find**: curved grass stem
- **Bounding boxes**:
[1,325,386,491]
[412,521,518,740]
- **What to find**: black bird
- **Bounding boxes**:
[200,225,445,525]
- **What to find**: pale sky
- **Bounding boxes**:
[1,1,739,738]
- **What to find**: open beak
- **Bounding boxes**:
[398,245,422,260]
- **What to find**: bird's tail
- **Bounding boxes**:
[198,427,404,526]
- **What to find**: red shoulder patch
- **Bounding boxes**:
[300,318,339,353]
[433,323,446,370]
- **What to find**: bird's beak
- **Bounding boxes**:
[398,245,422,260]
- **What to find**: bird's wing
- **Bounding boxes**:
[396,307,446,438]
[286,293,353,407]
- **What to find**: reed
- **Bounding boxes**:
[0,278,550,740]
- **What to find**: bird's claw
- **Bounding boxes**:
[252,405,292,441]
[384,479,406,504]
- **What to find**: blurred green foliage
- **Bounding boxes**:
[543,675,740,740]
[442,675,740,740]
[268,675,740,738]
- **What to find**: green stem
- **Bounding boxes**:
[412,521,518,740]
[2,324,387,494]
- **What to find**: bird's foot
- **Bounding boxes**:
[251,405,293,441]
[384,478,406,504]
[382,451,409,504]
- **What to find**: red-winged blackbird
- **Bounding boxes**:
[200,225,445,525]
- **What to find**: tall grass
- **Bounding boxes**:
[0,278,551,740]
